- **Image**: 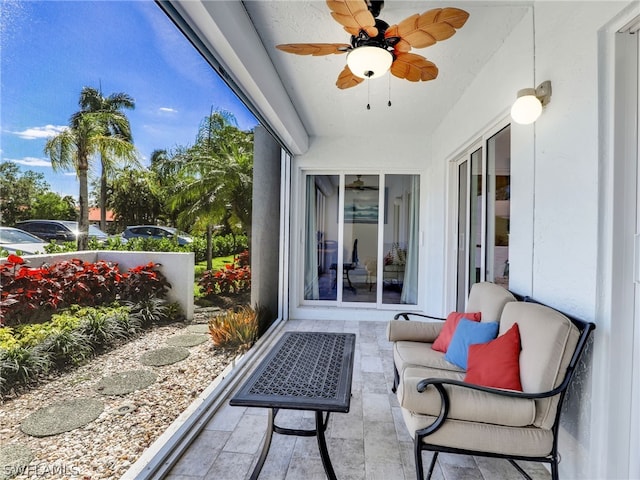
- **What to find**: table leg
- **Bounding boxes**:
[315,411,337,480]
[249,408,276,480]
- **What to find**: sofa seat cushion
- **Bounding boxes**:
[398,366,536,427]
[401,408,553,458]
[394,341,465,374]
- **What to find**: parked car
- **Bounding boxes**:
[121,225,193,245]
[14,220,109,243]
[0,226,49,255]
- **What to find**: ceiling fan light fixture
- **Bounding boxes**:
[347,46,393,79]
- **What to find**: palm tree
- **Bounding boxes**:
[45,111,136,250]
[169,110,253,269]
[72,87,136,231]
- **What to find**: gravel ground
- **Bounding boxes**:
[0,311,238,480]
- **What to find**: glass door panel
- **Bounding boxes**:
[456,161,468,311]
[469,148,483,292]
[382,174,420,305]
[486,125,511,287]
[303,174,339,301]
[343,174,379,303]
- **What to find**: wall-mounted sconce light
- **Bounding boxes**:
[510,80,552,125]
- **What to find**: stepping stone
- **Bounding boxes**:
[186,324,210,334]
[166,333,208,347]
[94,370,157,396]
[139,346,189,366]
[21,398,104,437]
[0,444,34,480]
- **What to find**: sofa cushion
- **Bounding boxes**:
[401,409,553,458]
[387,319,443,343]
[465,282,517,322]
[431,311,481,352]
[465,322,523,391]
[498,302,580,428]
[445,320,499,369]
[398,366,536,427]
[394,341,465,374]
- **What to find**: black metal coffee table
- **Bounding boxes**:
[230,331,356,480]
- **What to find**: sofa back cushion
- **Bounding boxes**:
[466,282,517,323]
[499,302,580,428]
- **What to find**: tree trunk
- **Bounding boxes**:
[100,155,107,232]
[206,223,213,271]
[78,168,90,250]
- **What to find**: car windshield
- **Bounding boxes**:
[88,225,108,237]
[0,228,45,244]
[57,221,107,238]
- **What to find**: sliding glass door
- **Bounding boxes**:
[455,125,511,307]
[303,173,419,306]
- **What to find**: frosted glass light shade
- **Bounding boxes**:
[347,46,393,79]
[510,88,543,125]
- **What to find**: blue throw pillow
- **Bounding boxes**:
[444,319,499,369]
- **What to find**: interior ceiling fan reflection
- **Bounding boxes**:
[345,175,378,190]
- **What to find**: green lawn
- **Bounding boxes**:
[195,255,236,278]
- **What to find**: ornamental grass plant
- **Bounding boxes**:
[208,305,258,351]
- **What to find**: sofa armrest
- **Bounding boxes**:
[417,377,565,400]
[393,312,446,321]
[387,319,444,342]
[412,377,564,437]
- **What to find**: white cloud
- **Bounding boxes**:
[10,124,68,140]
[158,107,178,114]
[7,156,52,167]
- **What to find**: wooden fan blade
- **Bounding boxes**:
[390,53,438,82]
[276,43,350,56]
[394,8,469,49]
[385,26,411,52]
[327,0,378,38]
[336,65,365,89]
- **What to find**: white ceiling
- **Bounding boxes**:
[167,1,530,149]
[242,1,529,139]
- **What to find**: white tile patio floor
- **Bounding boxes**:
[165,319,552,480]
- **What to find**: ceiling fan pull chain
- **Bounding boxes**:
[367,79,371,110]
[388,72,392,107]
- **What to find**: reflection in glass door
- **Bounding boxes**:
[303,173,420,306]
[343,175,379,303]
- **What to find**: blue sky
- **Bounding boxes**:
[1,0,257,199]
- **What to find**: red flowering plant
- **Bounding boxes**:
[0,256,170,327]
[198,251,251,297]
[118,262,171,303]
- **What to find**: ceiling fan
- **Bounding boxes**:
[346,175,378,190]
[276,0,469,90]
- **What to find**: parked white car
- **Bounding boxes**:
[0,226,49,255]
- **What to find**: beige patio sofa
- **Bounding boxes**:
[387,283,595,480]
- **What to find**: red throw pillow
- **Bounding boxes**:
[432,311,482,353]
[465,323,523,391]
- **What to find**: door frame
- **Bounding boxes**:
[592,9,640,479]
[446,118,511,311]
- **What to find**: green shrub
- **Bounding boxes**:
[0,345,51,389]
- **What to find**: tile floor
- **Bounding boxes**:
[165,319,551,480]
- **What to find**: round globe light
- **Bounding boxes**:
[346,46,393,79]
[510,88,543,125]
